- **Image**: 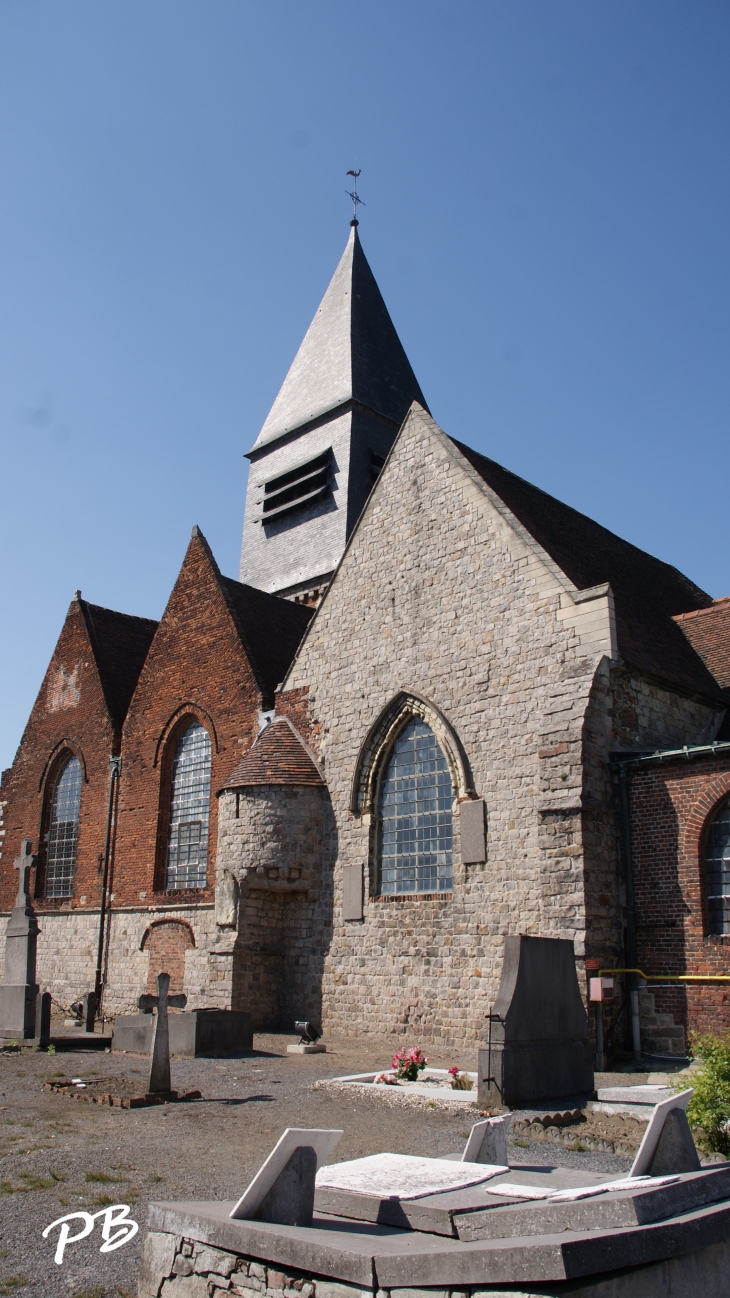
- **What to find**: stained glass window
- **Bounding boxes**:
[165,722,211,890]
[45,756,83,898]
[706,800,730,935]
[378,718,453,895]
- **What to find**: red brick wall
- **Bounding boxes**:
[630,754,730,1039]
[113,532,263,906]
[0,599,117,913]
[142,919,195,994]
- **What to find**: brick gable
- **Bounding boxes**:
[113,528,313,906]
[0,595,155,912]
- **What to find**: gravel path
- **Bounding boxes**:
[0,1036,632,1298]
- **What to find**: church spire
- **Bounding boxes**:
[240,227,426,602]
[249,224,427,454]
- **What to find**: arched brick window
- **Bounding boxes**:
[705,799,730,935]
[165,721,212,890]
[45,755,83,898]
[378,718,453,896]
[142,920,195,994]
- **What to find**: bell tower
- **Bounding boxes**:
[239,223,427,603]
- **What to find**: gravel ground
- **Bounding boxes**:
[0,1036,633,1298]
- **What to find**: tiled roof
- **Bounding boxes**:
[451,438,724,702]
[674,598,730,691]
[220,718,324,790]
[80,600,158,728]
[220,576,314,703]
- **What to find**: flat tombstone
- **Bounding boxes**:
[315,1152,507,1199]
[230,1128,343,1222]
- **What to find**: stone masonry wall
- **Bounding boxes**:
[277,409,621,1048]
[0,903,216,1017]
[211,785,333,1029]
[136,1227,730,1298]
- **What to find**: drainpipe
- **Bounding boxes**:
[617,761,642,1061]
[95,755,122,1011]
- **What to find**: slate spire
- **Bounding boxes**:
[251,224,427,452]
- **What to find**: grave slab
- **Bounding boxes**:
[315,1154,506,1200]
[453,1166,730,1240]
[112,1007,252,1056]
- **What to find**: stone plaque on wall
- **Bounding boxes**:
[460,799,486,864]
[342,863,364,921]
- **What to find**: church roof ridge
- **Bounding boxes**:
[75,597,159,730]
[449,436,723,702]
[183,527,314,705]
[219,716,324,791]
[249,225,427,454]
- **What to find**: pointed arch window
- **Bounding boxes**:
[45,755,83,898]
[378,718,453,896]
[165,721,211,890]
[705,799,730,935]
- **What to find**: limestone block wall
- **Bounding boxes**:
[0,904,216,1017]
[276,411,616,1047]
[212,784,333,1028]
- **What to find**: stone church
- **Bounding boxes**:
[2,221,730,1054]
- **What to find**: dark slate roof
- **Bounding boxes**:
[451,439,724,701]
[220,718,324,790]
[220,576,314,703]
[349,228,428,428]
[674,599,730,691]
[251,224,427,451]
[79,600,158,728]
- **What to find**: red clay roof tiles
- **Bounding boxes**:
[220,718,324,790]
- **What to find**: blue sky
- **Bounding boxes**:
[1,1,728,770]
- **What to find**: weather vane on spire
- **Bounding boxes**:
[346,169,364,225]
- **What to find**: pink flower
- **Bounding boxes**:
[448,1066,459,1076]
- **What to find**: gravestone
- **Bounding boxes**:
[231,1128,343,1224]
[478,935,593,1109]
[0,841,40,1039]
[648,1108,702,1176]
[139,971,186,1095]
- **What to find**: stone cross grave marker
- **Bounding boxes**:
[138,972,186,1095]
[0,840,40,1039]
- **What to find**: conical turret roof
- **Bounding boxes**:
[251,225,427,452]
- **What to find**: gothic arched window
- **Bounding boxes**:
[45,755,83,898]
[705,799,730,935]
[378,718,453,896]
[165,721,212,890]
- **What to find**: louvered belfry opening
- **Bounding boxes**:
[262,448,332,523]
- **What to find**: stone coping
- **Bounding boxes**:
[147,1190,730,1288]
